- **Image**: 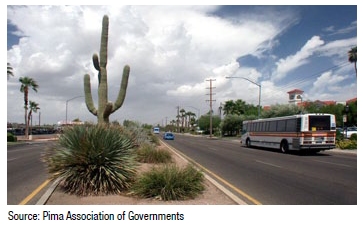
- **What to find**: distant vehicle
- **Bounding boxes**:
[344,127,357,138]
[153,127,160,134]
[163,132,175,140]
[241,113,336,153]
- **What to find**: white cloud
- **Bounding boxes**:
[273,36,325,80]
[6,6,357,125]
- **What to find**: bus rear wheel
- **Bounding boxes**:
[280,141,289,153]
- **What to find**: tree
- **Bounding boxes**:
[19,76,39,139]
[27,101,40,136]
[261,104,301,118]
[223,100,234,115]
[7,63,13,80]
[348,46,357,77]
[198,114,221,135]
[179,108,186,132]
[185,111,196,130]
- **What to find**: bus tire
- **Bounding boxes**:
[245,138,251,147]
[280,140,289,153]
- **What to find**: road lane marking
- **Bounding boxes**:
[19,179,50,205]
[161,140,262,205]
[255,160,282,168]
[313,160,354,168]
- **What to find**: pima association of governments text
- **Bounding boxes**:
[8,210,185,221]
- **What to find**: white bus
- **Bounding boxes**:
[153,127,160,134]
[241,113,336,153]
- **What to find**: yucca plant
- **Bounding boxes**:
[131,164,205,201]
[43,124,138,196]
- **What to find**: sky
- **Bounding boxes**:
[6,4,358,126]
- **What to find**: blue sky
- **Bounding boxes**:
[6,5,357,125]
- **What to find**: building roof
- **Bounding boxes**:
[346,97,357,104]
[287,89,304,94]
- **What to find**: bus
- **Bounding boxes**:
[153,127,160,134]
[241,113,336,153]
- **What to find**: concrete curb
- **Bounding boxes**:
[36,178,61,205]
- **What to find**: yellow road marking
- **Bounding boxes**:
[161,140,262,205]
[19,179,50,205]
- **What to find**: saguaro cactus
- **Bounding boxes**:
[84,15,130,124]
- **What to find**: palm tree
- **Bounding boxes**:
[19,76,39,139]
[348,46,357,77]
[27,101,40,136]
[7,63,14,80]
[179,108,186,132]
[223,100,235,115]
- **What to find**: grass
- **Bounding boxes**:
[130,164,205,201]
[136,143,172,164]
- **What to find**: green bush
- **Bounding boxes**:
[42,124,138,196]
[131,164,205,201]
[136,143,172,164]
[336,139,357,149]
[7,132,17,142]
[350,133,357,141]
[336,130,344,141]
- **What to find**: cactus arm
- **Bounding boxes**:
[92,54,100,71]
[92,54,101,84]
[83,74,97,116]
[103,102,113,123]
[111,65,130,113]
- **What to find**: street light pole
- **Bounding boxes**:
[66,95,84,124]
[226,76,261,118]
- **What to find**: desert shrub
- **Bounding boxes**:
[131,164,205,201]
[149,133,160,145]
[123,125,151,147]
[336,139,357,149]
[136,143,172,164]
[42,124,138,196]
[7,132,17,142]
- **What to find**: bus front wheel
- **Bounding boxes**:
[246,139,251,148]
[280,141,289,153]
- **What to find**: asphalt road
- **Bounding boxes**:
[163,133,357,205]
[7,134,357,205]
[7,141,53,205]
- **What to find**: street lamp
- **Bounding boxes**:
[226,76,261,118]
[66,95,84,124]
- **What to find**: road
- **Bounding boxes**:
[7,134,357,205]
[163,133,357,205]
[7,141,53,205]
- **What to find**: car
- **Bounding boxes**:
[344,127,357,138]
[163,132,175,140]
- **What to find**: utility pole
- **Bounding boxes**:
[206,79,216,138]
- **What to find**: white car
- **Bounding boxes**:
[345,127,357,138]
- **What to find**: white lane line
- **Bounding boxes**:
[7,158,17,162]
[313,160,354,168]
[255,160,282,168]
